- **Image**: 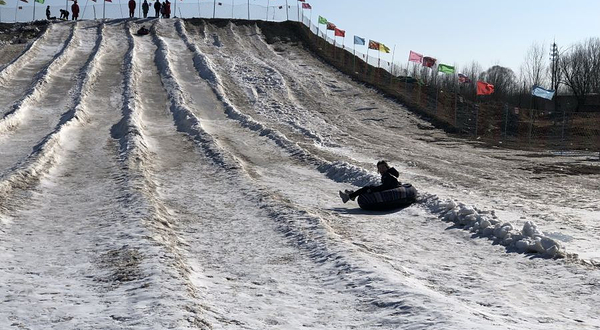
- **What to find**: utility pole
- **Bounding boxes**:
[550,41,560,113]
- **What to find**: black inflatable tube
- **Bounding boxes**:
[357,184,417,211]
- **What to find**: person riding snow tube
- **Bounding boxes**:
[357,183,417,211]
[137,26,150,36]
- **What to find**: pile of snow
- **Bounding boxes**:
[317,160,380,188]
[422,195,565,258]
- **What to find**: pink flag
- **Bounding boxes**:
[408,51,423,63]
[302,3,311,9]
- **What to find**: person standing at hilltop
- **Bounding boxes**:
[128,0,136,18]
[71,1,79,20]
[153,0,161,18]
[164,0,171,18]
[142,0,149,18]
[46,5,51,20]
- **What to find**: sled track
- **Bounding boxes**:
[0,18,599,330]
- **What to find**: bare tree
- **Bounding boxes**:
[521,42,548,88]
[480,65,517,100]
[460,61,482,101]
[560,38,600,111]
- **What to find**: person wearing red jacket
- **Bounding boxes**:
[128,0,136,18]
[164,0,171,18]
[71,0,79,20]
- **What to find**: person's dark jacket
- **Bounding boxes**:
[370,167,401,193]
[154,1,161,13]
[142,1,149,14]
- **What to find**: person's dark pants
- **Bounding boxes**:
[143,11,148,18]
[129,10,134,18]
[349,186,375,200]
[155,9,159,17]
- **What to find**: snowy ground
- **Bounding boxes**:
[0,19,599,329]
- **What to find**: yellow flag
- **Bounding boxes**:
[379,43,390,53]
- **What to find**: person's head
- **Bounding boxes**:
[376,160,390,174]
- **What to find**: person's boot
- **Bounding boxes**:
[345,190,356,201]
[339,191,350,203]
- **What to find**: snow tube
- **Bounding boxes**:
[357,184,417,211]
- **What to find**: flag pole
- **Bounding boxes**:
[33,0,35,21]
[353,42,356,74]
[174,0,177,17]
[231,0,234,18]
[247,0,249,19]
[389,44,396,85]
[82,0,89,19]
[285,0,288,20]
[103,0,106,19]
[197,0,200,18]
[212,0,215,18]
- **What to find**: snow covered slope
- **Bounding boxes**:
[0,19,599,329]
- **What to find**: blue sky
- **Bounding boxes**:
[304,0,600,74]
[2,0,598,75]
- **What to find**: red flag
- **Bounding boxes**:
[368,40,380,50]
[326,22,336,30]
[302,3,311,9]
[477,81,495,95]
[334,28,345,37]
[422,56,436,68]
[297,0,305,2]
[105,0,112,2]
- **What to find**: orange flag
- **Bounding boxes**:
[477,81,495,95]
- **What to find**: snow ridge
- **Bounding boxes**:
[152,24,236,169]
[177,20,382,189]
[0,23,77,132]
[0,23,104,211]
[420,194,566,258]
[105,23,212,328]
[228,23,339,146]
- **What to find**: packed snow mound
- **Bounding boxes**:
[422,195,565,258]
[317,161,380,187]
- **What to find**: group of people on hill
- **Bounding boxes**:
[130,0,172,19]
[46,0,170,21]
[46,1,79,21]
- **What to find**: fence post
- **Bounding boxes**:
[475,104,479,137]
[528,109,534,145]
[503,103,509,140]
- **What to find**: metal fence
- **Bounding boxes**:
[1,1,305,22]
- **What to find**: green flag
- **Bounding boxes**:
[35,0,45,3]
[438,64,455,74]
[0,0,6,5]
[318,16,327,24]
